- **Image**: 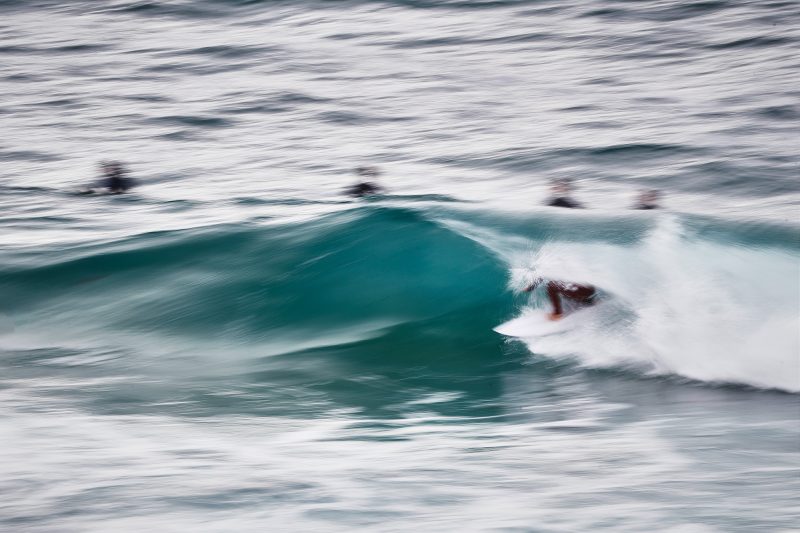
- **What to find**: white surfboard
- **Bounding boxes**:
[495,305,601,338]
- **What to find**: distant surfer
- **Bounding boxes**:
[345,166,384,198]
[100,161,133,193]
[545,178,583,209]
[80,161,134,194]
[524,278,597,320]
[633,189,660,210]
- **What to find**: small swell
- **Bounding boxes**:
[708,35,793,50]
[148,115,235,128]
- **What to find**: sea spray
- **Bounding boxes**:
[502,214,800,391]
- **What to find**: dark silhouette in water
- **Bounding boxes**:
[633,189,660,210]
[346,166,384,197]
[524,278,597,321]
[546,179,583,208]
[100,161,133,193]
[79,161,134,194]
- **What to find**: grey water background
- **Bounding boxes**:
[1,0,799,531]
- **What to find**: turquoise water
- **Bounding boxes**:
[1,0,799,530]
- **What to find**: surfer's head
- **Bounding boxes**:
[355,166,380,179]
[100,160,124,175]
[638,189,660,207]
[550,178,573,195]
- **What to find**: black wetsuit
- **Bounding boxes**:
[104,169,132,193]
[547,197,583,209]
[635,204,658,210]
[346,182,381,197]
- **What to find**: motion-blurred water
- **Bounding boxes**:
[1,0,799,530]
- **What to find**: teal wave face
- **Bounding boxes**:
[1,207,511,341]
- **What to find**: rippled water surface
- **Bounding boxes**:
[1,0,799,531]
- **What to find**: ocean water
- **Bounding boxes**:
[1,0,799,531]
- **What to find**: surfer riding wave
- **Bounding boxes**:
[524,278,597,321]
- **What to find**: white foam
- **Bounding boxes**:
[506,216,800,392]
